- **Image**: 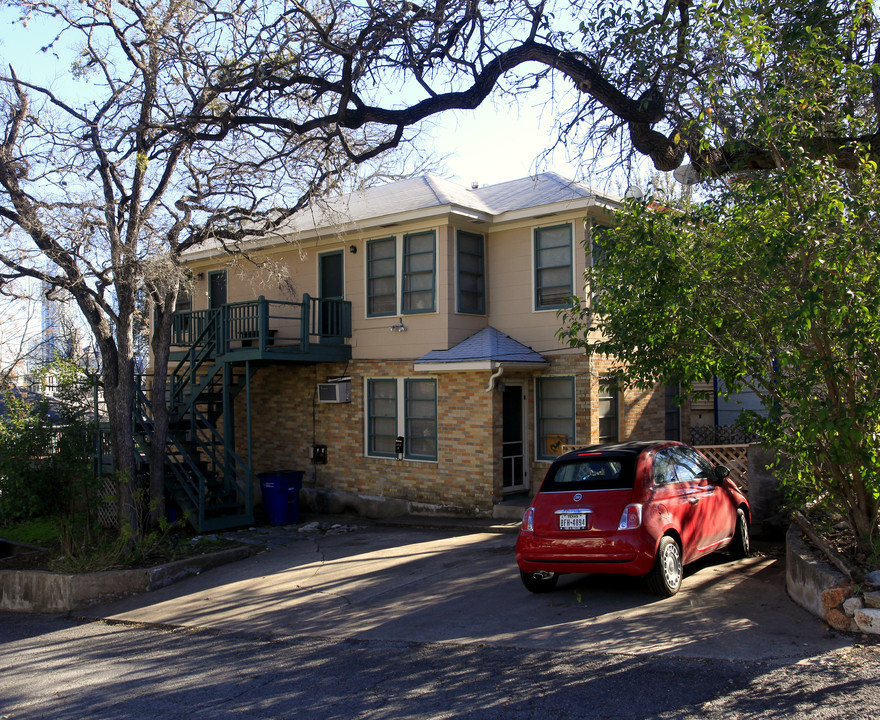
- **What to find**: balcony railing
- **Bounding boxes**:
[171,295,351,355]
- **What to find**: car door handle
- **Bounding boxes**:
[688,498,699,505]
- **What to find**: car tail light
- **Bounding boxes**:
[618,504,643,530]
[521,507,535,532]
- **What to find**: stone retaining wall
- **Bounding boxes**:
[0,546,253,613]
[786,528,880,635]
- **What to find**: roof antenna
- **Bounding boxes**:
[471,182,479,190]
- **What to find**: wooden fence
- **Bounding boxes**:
[696,444,750,491]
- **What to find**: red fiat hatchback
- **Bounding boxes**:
[515,441,750,597]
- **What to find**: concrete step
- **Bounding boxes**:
[492,494,530,520]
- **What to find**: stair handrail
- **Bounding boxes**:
[169,308,220,412]
[133,383,206,519]
[189,403,250,490]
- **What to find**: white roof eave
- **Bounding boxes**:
[412,360,549,373]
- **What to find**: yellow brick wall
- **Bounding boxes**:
[234,355,674,511]
[235,360,498,512]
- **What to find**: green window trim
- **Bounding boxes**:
[536,376,575,461]
[534,224,573,310]
[366,237,397,318]
[404,378,438,461]
[366,377,438,461]
[402,231,436,314]
[367,379,398,457]
[456,230,486,315]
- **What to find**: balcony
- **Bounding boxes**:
[171,295,352,364]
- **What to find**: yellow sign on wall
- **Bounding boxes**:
[545,434,568,456]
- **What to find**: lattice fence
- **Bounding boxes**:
[96,475,119,529]
[690,425,761,446]
[696,444,750,492]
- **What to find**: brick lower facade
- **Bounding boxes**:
[232,355,673,515]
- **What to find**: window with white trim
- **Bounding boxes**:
[367,232,436,317]
[456,230,485,314]
[366,237,397,317]
[402,231,435,313]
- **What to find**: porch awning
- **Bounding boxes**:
[413,326,548,372]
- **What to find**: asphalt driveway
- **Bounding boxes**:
[79,523,848,663]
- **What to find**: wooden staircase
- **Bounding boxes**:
[134,295,352,533]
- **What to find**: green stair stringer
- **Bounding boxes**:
[135,383,254,533]
[132,309,255,533]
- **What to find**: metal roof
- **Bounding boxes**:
[267,172,606,236]
[414,326,547,365]
[184,172,617,258]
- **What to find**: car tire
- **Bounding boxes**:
[646,536,683,597]
[520,569,559,593]
[729,508,751,558]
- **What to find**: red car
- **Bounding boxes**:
[515,441,750,597]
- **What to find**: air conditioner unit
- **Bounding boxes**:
[317,380,351,403]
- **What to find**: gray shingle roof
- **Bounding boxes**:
[415,326,547,365]
[471,172,600,213]
[282,172,605,235]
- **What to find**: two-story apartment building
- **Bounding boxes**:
[168,172,686,527]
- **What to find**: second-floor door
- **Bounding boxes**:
[209,270,227,310]
[319,251,344,343]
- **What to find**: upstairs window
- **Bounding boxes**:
[367,238,397,317]
[402,231,435,314]
[367,232,436,317]
[457,230,485,314]
[534,224,573,310]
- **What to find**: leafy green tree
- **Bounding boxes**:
[560,5,880,554]
[0,360,95,544]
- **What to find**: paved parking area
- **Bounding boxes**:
[78,523,849,663]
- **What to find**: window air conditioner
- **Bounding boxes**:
[317,380,351,403]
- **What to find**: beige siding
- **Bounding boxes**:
[485,214,588,354]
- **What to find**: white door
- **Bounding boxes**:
[502,384,528,493]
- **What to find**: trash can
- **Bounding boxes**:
[258,470,304,526]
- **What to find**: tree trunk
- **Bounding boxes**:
[102,358,140,542]
[148,299,177,530]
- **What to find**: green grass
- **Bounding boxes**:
[0,517,61,546]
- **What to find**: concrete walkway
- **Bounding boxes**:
[76,517,851,664]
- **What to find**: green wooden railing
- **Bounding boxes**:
[142,295,351,532]
[134,381,253,532]
[171,295,351,355]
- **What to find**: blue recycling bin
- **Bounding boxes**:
[258,470,304,526]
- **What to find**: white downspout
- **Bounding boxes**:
[486,364,504,393]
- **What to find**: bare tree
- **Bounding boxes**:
[0,289,40,386]
[0,0,447,538]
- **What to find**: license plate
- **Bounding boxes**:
[558,513,588,530]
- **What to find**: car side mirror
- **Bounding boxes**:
[714,465,731,481]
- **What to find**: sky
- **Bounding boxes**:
[0,8,593,192]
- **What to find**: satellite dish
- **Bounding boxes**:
[673,163,701,186]
[624,185,645,200]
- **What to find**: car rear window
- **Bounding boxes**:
[541,455,636,492]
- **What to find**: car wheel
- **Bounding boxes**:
[646,536,683,597]
[729,508,751,558]
[520,569,559,593]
